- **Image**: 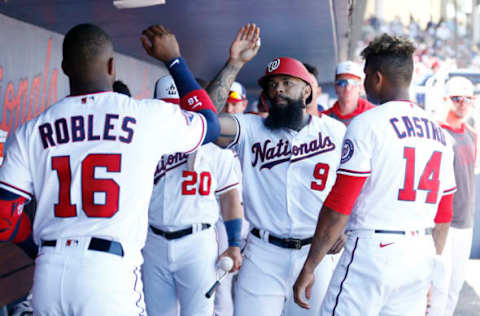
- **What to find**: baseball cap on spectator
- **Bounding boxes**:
[227,81,247,103]
[154,75,179,104]
[445,76,474,97]
[335,61,363,80]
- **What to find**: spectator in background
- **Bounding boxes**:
[322,61,374,125]
[429,77,479,316]
[113,80,131,96]
[223,81,248,114]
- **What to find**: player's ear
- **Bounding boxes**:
[374,70,383,90]
[61,60,70,77]
[303,84,312,102]
[107,57,115,77]
[242,100,248,111]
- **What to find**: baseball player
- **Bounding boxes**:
[142,75,243,316]
[293,34,456,316]
[322,61,374,125]
[206,24,347,315]
[0,23,220,316]
[214,80,249,316]
[429,76,479,316]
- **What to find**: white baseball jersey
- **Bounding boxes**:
[0,91,206,263]
[149,143,239,229]
[228,113,346,238]
[338,100,456,230]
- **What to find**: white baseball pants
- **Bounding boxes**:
[234,232,336,316]
[142,226,218,316]
[32,237,145,316]
[320,230,436,316]
[429,227,473,316]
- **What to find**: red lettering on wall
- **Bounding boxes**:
[40,39,52,113]
[0,79,29,131]
[29,74,42,120]
[134,67,151,100]
[0,38,59,134]
[47,69,58,110]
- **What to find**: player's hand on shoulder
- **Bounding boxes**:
[293,266,315,309]
[327,232,346,254]
[217,246,242,273]
[229,23,261,67]
[141,25,181,62]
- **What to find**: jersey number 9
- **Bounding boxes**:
[311,163,330,191]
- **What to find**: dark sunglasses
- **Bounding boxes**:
[450,96,474,103]
[335,79,360,88]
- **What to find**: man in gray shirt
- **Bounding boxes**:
[429,76,478,316]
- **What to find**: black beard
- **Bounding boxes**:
[264,96,306,130]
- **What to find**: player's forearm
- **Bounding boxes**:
[303,206,349,272]
[432,222,450,255]
[206,59,244,112]
[219,187,243,220]
[220,188,243,247]
[166,57,202,98]
[214,113,239,148]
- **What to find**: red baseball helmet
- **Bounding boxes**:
[258,57,315,103]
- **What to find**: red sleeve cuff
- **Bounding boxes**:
[180,89,217,114]
[435,193,454,223]
[323,174,367,215]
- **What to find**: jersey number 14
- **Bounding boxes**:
[398,147,442,204]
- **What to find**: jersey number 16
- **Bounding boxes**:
[52,154,120,218]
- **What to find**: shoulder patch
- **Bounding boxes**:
[181,110,195,125]
[341,139,354,164]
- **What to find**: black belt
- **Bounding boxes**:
[149,223,211,240]
[41,237,124,257]
[374,228,433,235]
[251,228,312,249]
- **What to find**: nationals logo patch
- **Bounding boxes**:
[341,139,354,164]
[181,110,195,125]
[267,58,280,73]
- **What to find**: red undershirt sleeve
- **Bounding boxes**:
[323,174,368,215]
[434,193,454,223]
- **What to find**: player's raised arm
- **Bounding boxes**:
[205,24,261,148]
[141,25,220,144]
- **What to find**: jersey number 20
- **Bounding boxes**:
[182,171,212,195]
[398,147,441,204]
[52,154,120,218]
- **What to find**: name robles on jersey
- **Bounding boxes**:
[0,91,207,264]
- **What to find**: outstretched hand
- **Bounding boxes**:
[141,25,181,62]
[229,23,261,66]
[293,267,315,310]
